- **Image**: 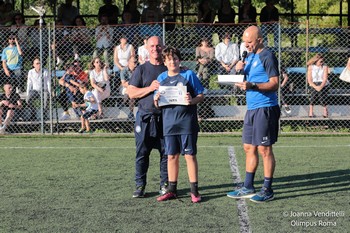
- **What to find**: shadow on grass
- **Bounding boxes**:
[269,169,350,200]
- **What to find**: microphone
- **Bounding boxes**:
[238,51,248,75]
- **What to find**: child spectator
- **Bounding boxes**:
[73,83,98,133]
[154,46,205,203]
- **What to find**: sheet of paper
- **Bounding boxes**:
[158,86,188,107]
[217,75,245,84]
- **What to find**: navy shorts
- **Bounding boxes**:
[242,105,280,146]
[164,134,198,155]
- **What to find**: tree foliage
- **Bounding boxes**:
[15,0,348,27]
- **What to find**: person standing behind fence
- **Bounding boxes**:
[10,13,28,53]
[227,26,280,203]
[1,34,23,93]
[154,46,204,203]
[215,32,240,75]
[98,0,119,25]
[93,14,113,65]
[238,0,257,24]
[26,57,51,121]
[0,80,22,134]
[218,0,236,24]
[260,0,279,47]
[306,53,329,118]
[127,36,168,198]
[124,0,141,24]
[57,0,79,26]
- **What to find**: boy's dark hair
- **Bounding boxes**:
[162,46,182,61]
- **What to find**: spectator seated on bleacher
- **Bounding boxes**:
[306,53,330,118]
[58,61,84,121]
[137,35,150,65]
[89,57,111,119]
[120,56,137,120]
[0,79,22,134]
[113,34,135,94]
[215,32,240,75]
[195,37,214,89]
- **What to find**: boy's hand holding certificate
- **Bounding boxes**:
[158,86,188,107]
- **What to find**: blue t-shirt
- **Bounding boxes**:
[157,70,204,136]
[1,46,22,70]
[244,49,279,110]
[129,61,167,114]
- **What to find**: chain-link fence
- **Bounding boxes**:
[1,21,349,134]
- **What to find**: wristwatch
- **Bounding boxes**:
[251,82,258,90]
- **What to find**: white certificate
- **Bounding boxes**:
[158,86,188,107]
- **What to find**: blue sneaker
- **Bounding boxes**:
[227,187,255,199]
[250,187,274,203]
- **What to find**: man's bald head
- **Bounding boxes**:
[243,26,263,41]
[242,26,264,53]
[147,36,164,64]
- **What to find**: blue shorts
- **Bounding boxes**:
[242,105,280,146]
[164,134,198,155]
[82,109,98,120]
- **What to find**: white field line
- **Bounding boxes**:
[0,144,349,149]
[228,146,252,233]
[0,144,350,150]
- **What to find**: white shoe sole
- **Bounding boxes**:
[227,193,256,199]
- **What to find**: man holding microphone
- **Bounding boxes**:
[227,26,280,203]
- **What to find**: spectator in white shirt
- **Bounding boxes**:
[93,14,113,65]
[138,35,150,64]
[240,41,249,59]
[215,32,240,74]
[26,57,51,121]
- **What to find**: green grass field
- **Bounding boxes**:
[0,135,349,233]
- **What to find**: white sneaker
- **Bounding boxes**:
[60,113,71,121]
[284,105,292,114]
[56,56,62,66]
[0,125,6,134]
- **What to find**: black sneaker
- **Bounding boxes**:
[132,186,145,198]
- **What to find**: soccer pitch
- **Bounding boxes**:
[0,135,348,232]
